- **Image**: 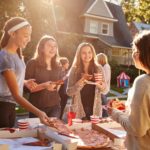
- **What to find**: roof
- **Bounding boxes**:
[85,0,113,19]
[106,2,132,48]
[53,0,132,48]
[117,72,130,80]
[133,22,150,31]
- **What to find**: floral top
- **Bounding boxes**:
[67,65,108,118]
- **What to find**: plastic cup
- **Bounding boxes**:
[90,115,100,124]
[67,112,76,126]
[17,119,29,130]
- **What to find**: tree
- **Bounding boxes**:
[122,0,150,23]
[22,0,56,61]
[0,0,24,37]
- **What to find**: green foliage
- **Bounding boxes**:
[111,85,124,93]
[0,0,24,38]
[22,0,56,61]
[110,60,139,85]
[56,33,83,63]
[122,0,150,23]
[15,105,28,114]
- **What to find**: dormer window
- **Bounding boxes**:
[89,20,98,34]
[101,23,109,35]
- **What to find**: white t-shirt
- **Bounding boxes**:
[103,63,111,92]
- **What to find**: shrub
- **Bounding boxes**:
[110,60,139,85]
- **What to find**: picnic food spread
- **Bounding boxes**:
[72,128,110,149]
[47,118,110,149]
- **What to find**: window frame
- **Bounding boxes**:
[101,23,109,35]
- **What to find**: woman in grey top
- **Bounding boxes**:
[0,17,50,128]
[108,30,150,150]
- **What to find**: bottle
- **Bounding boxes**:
[67,104,76,126]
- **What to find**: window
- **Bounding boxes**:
[89,20,98,34]
[101,23,109,35]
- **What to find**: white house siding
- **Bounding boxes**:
[84,17,113,36]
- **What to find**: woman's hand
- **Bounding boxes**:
[94,73,106,90]
[96,81,106,90]
[107,106,113,116]
[46,82,57,91]
[37,111,51,126]
[24,79,38,92]
[77,77,86,87]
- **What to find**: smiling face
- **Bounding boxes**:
[13,25,32,49]
[80,45,93,64]
[43,39,58,58]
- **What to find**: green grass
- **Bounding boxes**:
[107,92,116,97]
[15,105,28,115]
[111,85,125,93]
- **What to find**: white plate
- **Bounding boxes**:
[85,80,98,85]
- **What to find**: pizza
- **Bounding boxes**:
[48,118,72,135]
[109,99,125,111]
[48,118,110,149]
[23,140,48,146]
[72,128,110,149]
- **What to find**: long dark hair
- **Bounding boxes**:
[33,35,60,69]
[71,42,99,76]
[0,17,30,59]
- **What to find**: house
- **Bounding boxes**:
[52,0,133,65]
[129,21,150,38]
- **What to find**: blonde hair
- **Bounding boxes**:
[97,53,108,65]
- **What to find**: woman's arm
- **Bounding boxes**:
[3,70,50,126]
[25,60,50,93]
[24,80,55,93]
[96,65,109,94]
[67,67,85,96]
[110,77,150,137]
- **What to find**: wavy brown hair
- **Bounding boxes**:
[33,35,60,69]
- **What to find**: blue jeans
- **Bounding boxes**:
[101,94,109,117]
[29,105,61,118]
